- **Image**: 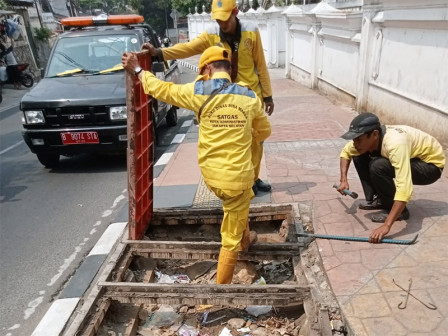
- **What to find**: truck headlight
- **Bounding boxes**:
[109,106,127,120]
[24,110,45,124]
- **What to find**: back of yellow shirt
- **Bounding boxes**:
[340,125,445,202]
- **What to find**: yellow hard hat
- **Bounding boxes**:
[199,46,232,72]
[211,0,237,21]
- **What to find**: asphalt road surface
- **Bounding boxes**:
[0,67,197,336]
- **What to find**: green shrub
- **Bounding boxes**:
[33,27,52,41]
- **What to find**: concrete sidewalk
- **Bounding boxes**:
[155,57,448,335]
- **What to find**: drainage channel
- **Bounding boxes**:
[65,204,347,336]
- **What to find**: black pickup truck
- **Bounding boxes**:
[20,15,179,168]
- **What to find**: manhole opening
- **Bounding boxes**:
[145,218,295,243]
[94,300,306,336]
[118,256,296,285]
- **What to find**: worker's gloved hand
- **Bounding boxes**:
[141,42,158,56]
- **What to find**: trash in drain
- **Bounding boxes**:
[96,301,306,336]
[127,257,295,285]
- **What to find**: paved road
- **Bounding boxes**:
[0,68,197,336]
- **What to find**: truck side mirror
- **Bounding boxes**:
[151,62,165,73]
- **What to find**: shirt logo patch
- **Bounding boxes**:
[244,38,252,50]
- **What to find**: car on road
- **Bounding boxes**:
[20,14,180,168]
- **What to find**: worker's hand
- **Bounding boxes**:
[265,101,274,116]
[121,52,139,74]
[336,181,350,196]
[369,224,390,243]
[141,42,158,56]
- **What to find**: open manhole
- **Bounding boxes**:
[68,204,347,336]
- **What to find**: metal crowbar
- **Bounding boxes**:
[297,233,418,245]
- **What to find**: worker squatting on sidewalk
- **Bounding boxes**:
[122,46,271,284]
[337,113,445,243]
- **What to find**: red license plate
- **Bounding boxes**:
[61,132,99,145]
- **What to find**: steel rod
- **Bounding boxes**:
[297,233,418,245]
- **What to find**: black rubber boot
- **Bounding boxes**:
[254,179,271,192]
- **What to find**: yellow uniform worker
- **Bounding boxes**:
[141,0,274,195]
[338,113,445,243]
[122,46,271,284]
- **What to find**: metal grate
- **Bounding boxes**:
[192,176,222,208]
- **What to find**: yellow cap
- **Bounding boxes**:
[199,46,232,71]
[211,0,236,21]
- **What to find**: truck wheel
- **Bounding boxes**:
[165,107,178,127]
[20,74,34,88]
[37,153,60,168]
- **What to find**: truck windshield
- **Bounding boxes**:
[46,34,140,77]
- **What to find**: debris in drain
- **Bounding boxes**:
[129,258,294,285]
[98,303,307,336]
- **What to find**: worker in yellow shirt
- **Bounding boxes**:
[141,0,273,195]
[122,46,271,283]
[337,113,445,243]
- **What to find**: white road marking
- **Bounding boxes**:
[0,140,24,155]
[181,120,193,127]
[47,245,84,287]
[24,296,44,320]
[171,134,185,144]
[88,222,127,256]
[155,152,173,166]
[31,298,79,336]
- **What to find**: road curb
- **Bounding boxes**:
[31,222,127,336]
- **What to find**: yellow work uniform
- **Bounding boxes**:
[158,21,272,102]
[157,21,272,182]
[140,70,271,250]
[341,125,445,202]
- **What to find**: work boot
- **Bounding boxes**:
[216,248,239,284]
[371,208,410,223]
[240,229,258,252]
[358,197,383,210]
[254,179,271,192]
[252,183,258,196]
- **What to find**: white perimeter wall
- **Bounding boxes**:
[188,0,448,145]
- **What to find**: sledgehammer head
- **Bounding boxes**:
[333,183,359,199]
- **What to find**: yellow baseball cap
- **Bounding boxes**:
[199,46,232,71]
[211,0,237,21]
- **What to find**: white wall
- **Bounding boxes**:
[188,0,448,145]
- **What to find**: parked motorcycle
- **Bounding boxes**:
[0,63,34,88]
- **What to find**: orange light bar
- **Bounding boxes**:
[61,15,144,27]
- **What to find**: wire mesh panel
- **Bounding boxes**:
[127,51,154,240]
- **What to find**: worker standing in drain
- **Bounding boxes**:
[122,46,271,284]
[140,0,274,196]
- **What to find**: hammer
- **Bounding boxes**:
[333,183,358,199]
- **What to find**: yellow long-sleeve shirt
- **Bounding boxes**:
[341,125,446,202]
[158,21,272,101]
[140,70,271,190]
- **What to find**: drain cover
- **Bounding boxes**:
[192,177,222,208]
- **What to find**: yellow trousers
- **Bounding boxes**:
[209,187,254,251]
[252,139,264,183]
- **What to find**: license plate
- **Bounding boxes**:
[61,132,99,145]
